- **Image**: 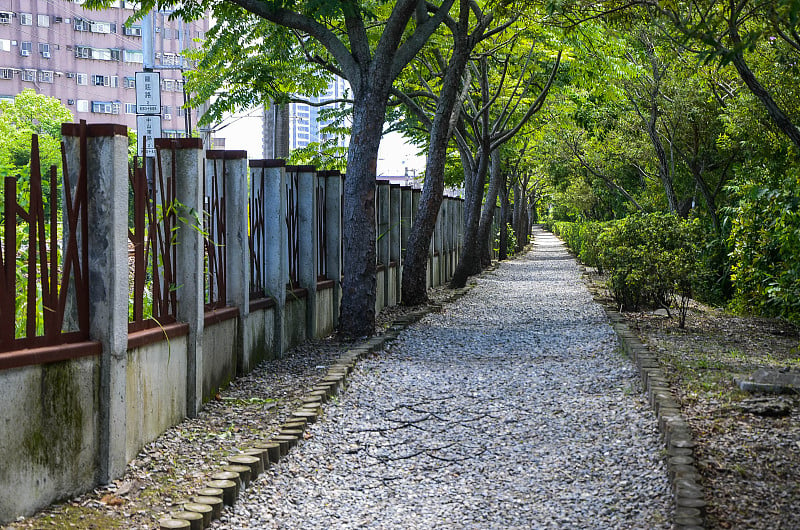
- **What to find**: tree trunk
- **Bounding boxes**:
[450,148,489,287]
[498,178,509,260]
[338,91,388,338]
[477,150,502,268]
[401,14,472,306]
[728,20,800,149]
[512,182,522,251]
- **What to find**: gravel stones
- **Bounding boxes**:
[212,229,672,529]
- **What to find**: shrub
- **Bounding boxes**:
[727,172,800,324]
[549,220,607,272]
[598,213,701,326]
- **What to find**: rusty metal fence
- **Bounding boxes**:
[204,155,227,309]
[286,166,300,289]
[0,133,90,353]
[127,146,178,332]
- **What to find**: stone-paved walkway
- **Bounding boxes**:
[213,227,672,529]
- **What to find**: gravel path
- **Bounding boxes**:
[214,228,672,529]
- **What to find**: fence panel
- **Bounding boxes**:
[286,167,300,288]
[204,157,227,308]
[0,133,89,352]
[128,148,178,331]
[249,166,267,299]
[316,174,328,280]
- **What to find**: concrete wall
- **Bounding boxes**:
[202,317,239,402]
[284,297,307,351]
[0,357,100,521]
[125,337,188,462]
[315,287,336,338]
[243,307,275,369]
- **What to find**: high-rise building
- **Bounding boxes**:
[0,0,209,137]
[288,76,349,150]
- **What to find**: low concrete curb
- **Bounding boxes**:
[588,287,706,530]
[157,285,476,529]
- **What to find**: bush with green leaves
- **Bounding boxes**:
[597,213,701,323]
[727,169,800,324]
[549,220,607,271]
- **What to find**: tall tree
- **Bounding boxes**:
[450,38,562,287]
[89,0,455,337]
[392,0,511,305]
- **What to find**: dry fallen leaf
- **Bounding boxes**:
[99,494,125,507]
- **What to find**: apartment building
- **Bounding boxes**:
[0,0,209,136]
[289,76,350,150]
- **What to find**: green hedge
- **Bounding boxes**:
[548,220,607,272]
[548,215,702,323]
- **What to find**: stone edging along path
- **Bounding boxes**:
[156,286,476,529]
[583,272,706,530]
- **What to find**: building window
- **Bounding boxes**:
[0,68,13,79]
[92,74,110,86]
[22,69,35,82]
[110,49,120,61]
[77,99,89,112]
[91,101,113,114]
[123,50,143,63]
[110,75,118,87]
[163,78,176,91]
[20,42,32,57]
[112,102,120,114]
[75,46,91,58]
[74,18,89,31]
[0,39,10,52]
[90,21,113,34]
[20,13,32,26]
[123,25,141,36]
[0,12,12,24]
[125,103,136,114]
[39,43,51,58]
[123,76,135,88]
[76,73,87,85]
[38,70,54,83]
[37,14,50,27]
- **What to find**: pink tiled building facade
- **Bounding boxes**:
[0,0,209,136]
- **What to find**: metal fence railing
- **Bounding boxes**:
[0,133,90,352]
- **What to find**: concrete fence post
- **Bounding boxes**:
[296,165,318,339]
[323,171,343,327]
[253,160,288,354]
[62,123,129,483]
[155,138,205,417]
[206,151,248,372]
